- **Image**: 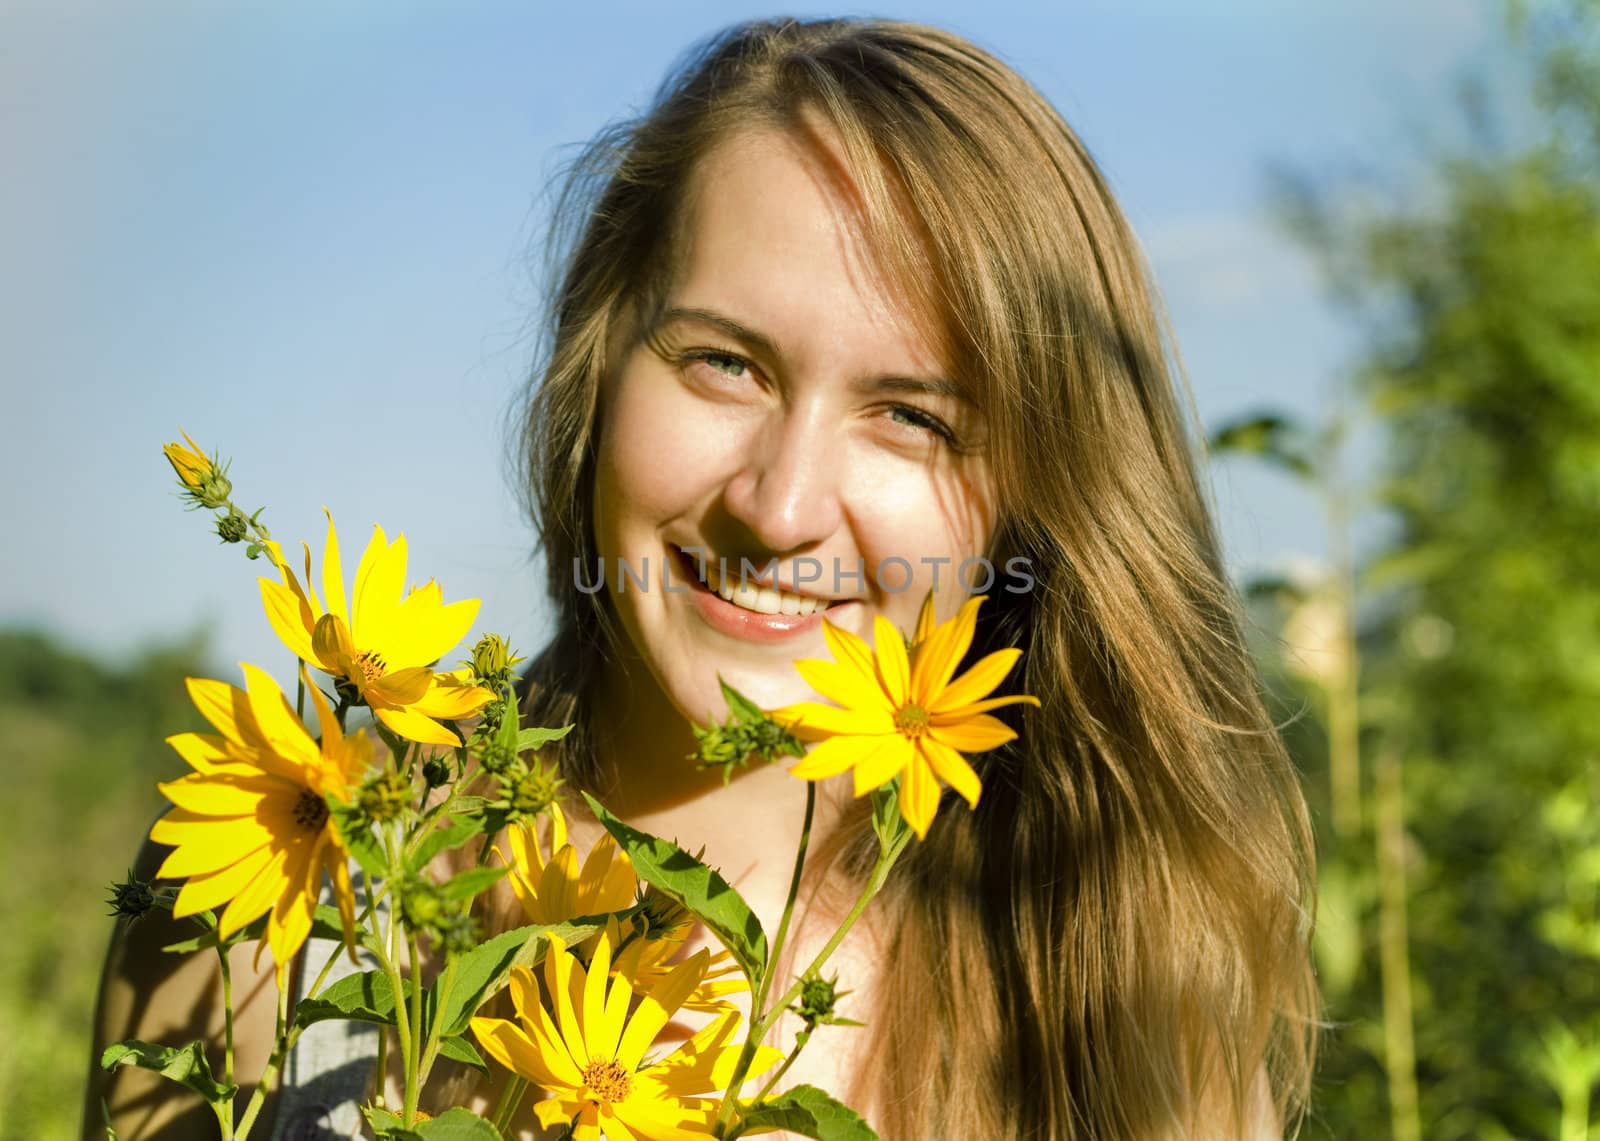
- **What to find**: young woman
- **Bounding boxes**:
[90,16,1319,1140]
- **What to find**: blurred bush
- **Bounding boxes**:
[0,629,207,1140]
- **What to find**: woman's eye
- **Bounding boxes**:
[682,350,751,381]
[888,403,958,445]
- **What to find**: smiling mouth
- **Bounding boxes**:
[674,547,835,617]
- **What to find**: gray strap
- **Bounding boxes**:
[270,870,384,1140]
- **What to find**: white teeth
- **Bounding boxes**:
[702,562,831,617]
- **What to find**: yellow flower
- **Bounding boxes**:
[161,430,213,489]
[614,938,748,1014]
[503,802,637,926]
[772,593,1040,839]
[151,664,371,982]
[500,803,746,1013]
[470,926,780,1140]
[259,510,494,746]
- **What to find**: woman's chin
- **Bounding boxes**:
[675,664,813,724]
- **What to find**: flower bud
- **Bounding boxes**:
[215,509,249,544]
[357,769,413,824]
[477,737,517,775]
[466,633,524,691]
[161,432,212,490]
[422,756,451,789]
[791,971,852,1028]
[636,884,692,942]
[506,761,562,818]
[162,431,234,509]
[106,872,156,922]
[400,878,444,931]
[439,905,482,955]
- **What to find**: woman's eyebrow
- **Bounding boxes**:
[655,304,970,404]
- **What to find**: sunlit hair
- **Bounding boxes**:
[512,16,1320,1138]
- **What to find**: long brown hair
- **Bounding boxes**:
[513,17,1319,1138]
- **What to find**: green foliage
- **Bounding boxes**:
[0,628,209,1140]
[584,793,770,983]
[730,1084,880,1140]
[1257,4,1600,1136]
[101,1039,236,1107]
[366,1105,502,1140]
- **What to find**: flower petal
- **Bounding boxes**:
[216,844,291,937]
[789,734,888,782]
[157,773,274,817]
[851,735,913,798]
[919,738,983,809]
[927,714,1018,754]
[899,756,941,840]
[769,702,894,740]
[616,949,707,1071]
[351,525,406,642]
[912,589,938,647]
[794,658,893,714]
[929,647,1026,714]
[910,594,984,703]
[368,666,433,708]
[872,614,911,707]
[259,578,318,664]
[373,704,462,748]
[409,675,494,719]
[820,617,879,684]
[320,509,349,627]
[169,845,274,915]
[379,590,480,670]
[471,1017,574,1090]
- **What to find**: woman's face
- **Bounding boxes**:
[592,121,995,725]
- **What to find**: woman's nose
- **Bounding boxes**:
[721,405,846,554]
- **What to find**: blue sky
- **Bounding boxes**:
[2,1,1532,675]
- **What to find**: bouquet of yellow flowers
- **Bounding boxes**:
[100,433,1037,1140]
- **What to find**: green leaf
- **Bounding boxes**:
[101,1040,238,1106]
[435,1034,488,1073]
[436,865,510,903]
[408,816,481,872]
[414,1108,506,1139]
[516,724,574,752]
[432,917,608,1039]
[294,969,411,1029]
[719,677,766,726]
[363,1105,424,1140]
[584,793,768,983]
[332,803,386,878]
[1207,411,1317,480]
[731,1085,879,1140]
[308,903,385,957]
[867,779,906,855]
[364,1104,503,1139]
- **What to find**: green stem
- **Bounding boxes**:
[1324,415,1362,847]
[216,944,236,1091]
[1560,1074,1589,1141]
[419,954,459,1084]
[403,933,426,1124]
[715,839,899,1136]
[754,1029,810,1102]
[380,829,415,1126]
[234,979,291,1139]
[1374,743,1420,1141]
[490,1075,528,1134]
[753,783,814,1019]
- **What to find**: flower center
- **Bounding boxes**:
[581,1058,632,1103]
[355,649,388,686]
[294,788,329,832]
[893,701,931,739]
